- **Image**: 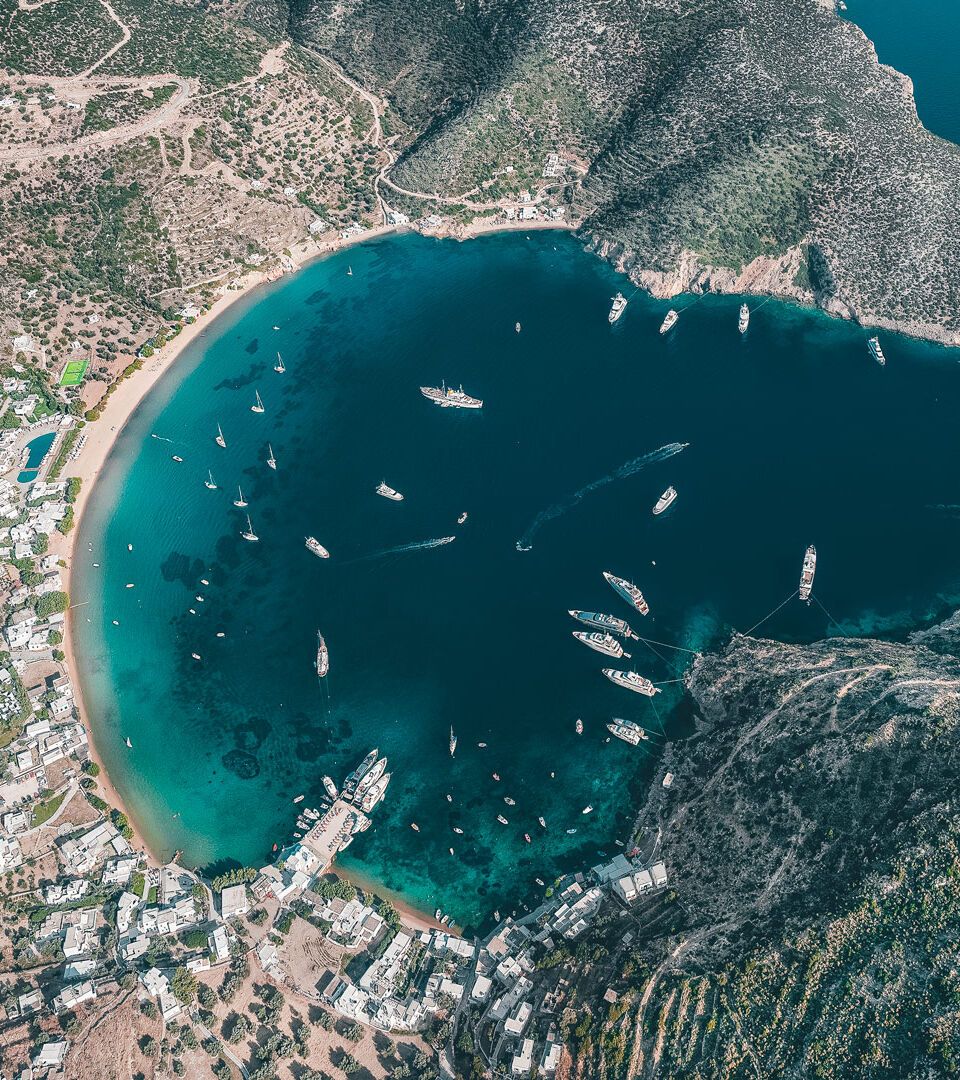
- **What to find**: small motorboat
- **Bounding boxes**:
[566,828,577,835]
[515,322,521,333]
[172,455,183,463]
[191,653,201,661]
[582,805,594,815]
[125,737,132,748]
[216,632,225,638]
[504,797,515,806]
[575,719,583,735]
[293,795,305,804]
[410,823,420,832]
[457,512,468,525]
[453,826,464,835]
[445,794,453,803]
[478,742,487,748]
[492,773,501,782]
[449,847,455,856]
[125,583,135,589]
[127,544,133,551]
[435,908,442,920]
[538,817,547,828]
[497,815,509,825]
[524,834,531,844]
[200,578,209,586]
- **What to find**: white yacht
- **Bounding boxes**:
[659,309,678,334]
[376,481,404,501]
[420,383,483,409]
[739,303,750,334]
[233,487,247,508]
[573,631,630,659]
[204,470,217,490]
[608,292,628,324]
[607,719,650,745]
[868,336,886,366]
[602,668,661,696]
[799,544,817,603]
[653,486,677,515]
[215,423,226,448]
[251,390,265,414]
[266,444,277,470]
[305,536,330,559]
[241,514,258,541]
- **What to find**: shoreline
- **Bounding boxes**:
[58,215,572,890]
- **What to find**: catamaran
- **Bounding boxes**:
[241,514,258,541]
[659,309,678,334]
[603,570,650,615]
[568,609,639,640]
[602,668,661,696]
[274,352,285,373]
[739,303,750,334]
[868,336,886,366]
[607,718,650,745]
[609,292,628,324]
[449,726,457,757]
[305,536,330,559]
[204,470,217,490]
[266,444,277,470]
[315,630,329,678]
[251,390,265,414]
[420,382,483,409]
[233,486,247,508]
[376,481,403,501]
[653,486,678,515]
[799,544,817,603]
[215,423,226,448]
[573,631,630,658]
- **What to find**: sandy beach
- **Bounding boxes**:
[57,215,576,877]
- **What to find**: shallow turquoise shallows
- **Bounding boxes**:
[17,431,56,483]
[72,231,960,929]
[843,0,960,144]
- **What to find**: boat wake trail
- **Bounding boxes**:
[348,536,457,563]
[516,441,689,551]
[927,504,960,517]
[150,433,175,443]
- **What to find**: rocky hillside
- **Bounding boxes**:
[577,623,960,1078]
[281,0,960,344]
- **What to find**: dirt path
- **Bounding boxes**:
[77,0,131,78]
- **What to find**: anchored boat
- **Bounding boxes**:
[315,630,329,678]
[568,610,639,640]
[573,631,630,658]
[739,303,750,334]
[251,390,265,414]
[799,544,817,603]
[603,571,650,615]
[305,536,330,559]
[602,668,661,696]
[608,292,628,324]
[659,309,678,334]
[607,718,650,745]
[420,382,483,409]
[868,336,886,366]
[376,481,404,501]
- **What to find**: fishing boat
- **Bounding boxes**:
[575,719,584,735]
[274,352,285,373]
[376,481,404,501]
[497,814,509,825]
[315,630,329,678]
[607,718,650,745]
[420,382,483,409]
[251,390,265,414]
[241,514,258,541]
[582,805,594,815]
[659,309,678,334]
[653,486,678,515]
[739,303,750,334]
[322,776,338,800]
[457,512,468,525]
[568,610,638,640]
[573,630,630,658]
[608,292,628,324]
[204,470,217,490]
[305,536,331,559]
[603,668,661,696]
[449,726,457,757]
[266,444,277,470]
[799,544,817,603]
[603,571,650,615]
[233,487,247,508]
[538,817,546,828]
[172,455,183,463]
[215,423,226,448]
[868,336,886,366]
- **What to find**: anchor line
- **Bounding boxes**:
[635,634,700,655]
[742,589,799,636]
[812,594,848,636]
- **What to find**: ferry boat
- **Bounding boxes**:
[266,444,277,470]
[274,352,285,373]
[321,776,338,800]
[602,668,661,696]
[420,382,483,409]
[241,514,258,542]
[653,486,677,515]
[575,718,583,735]
[739,303,750,334]
[449,726,457,757]
[607,718,650,745]
[305,536,330,559]
[204,470,217,490]
[608,292,628,324]
[603,571,650,615]
[659,309,678,335]
[868,336,886,366]
[573,631,630,658]
[233,486,247,508]
[568,610,638,640]
[376,481,403,501]
[315,630,329,677]
[799,544,817,603]
[215,423,226,448]
[457,512,468,525]
[251,390,265,414]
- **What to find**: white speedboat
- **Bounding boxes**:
[305,536,330,559]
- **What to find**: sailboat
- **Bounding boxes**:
[204,470,217,490]
[266,444,277,470]
[233,486,247,508]
[125,737,132,748]
[347,266,353,276]
[241,514,259,542]
[215,423,226,449]
[449,726,457,757]
[274,352,285,373]
[251,390,264,414]
[315,630,329,678]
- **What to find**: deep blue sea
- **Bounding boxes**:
[72,231,960,929]
[843,0,960,143]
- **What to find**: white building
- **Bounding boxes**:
[511,1037,534,1075]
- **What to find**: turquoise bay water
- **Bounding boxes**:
[73,232,960,929]
[18,431,56,483]
[843,0,960,143]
